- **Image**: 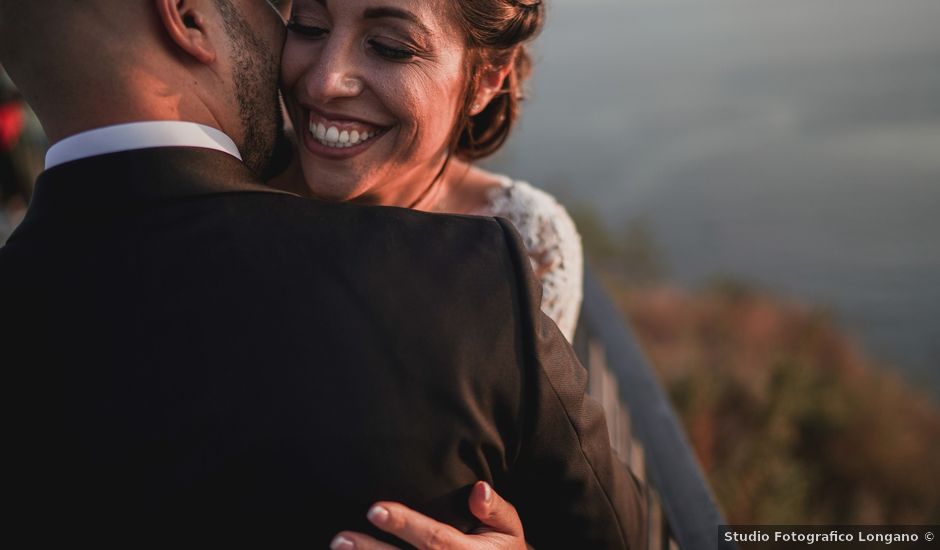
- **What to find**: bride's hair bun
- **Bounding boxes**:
[450,0,546,161]
[505,0,545,45]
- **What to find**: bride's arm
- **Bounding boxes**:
[525,199,584,342]
[486,180,584,342]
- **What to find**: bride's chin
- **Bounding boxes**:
[303,181,363,203]
[292,166,358,202]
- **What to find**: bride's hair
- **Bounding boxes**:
[450,0,545,161]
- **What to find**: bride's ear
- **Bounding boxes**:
[469,61,514,116]
[154,0,218,65]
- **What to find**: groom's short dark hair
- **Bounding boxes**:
[0,0,57,91]
[0,1,25,64]
[0,0,97,114]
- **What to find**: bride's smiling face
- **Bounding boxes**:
[281,0,468,205]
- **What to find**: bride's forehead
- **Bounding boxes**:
[299,0,461,34]
[300,0,451,17]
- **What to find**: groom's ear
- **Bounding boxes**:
[154,0,219,65]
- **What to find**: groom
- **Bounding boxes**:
[0,1,646,548]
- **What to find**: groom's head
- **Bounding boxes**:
[0,0,284,175]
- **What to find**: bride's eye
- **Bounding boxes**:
[287,20,329,39]
[368,39,416,61]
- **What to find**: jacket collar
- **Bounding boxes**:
[12,147,296,237]
[44,122,243,170]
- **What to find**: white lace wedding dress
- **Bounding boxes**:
[471,175,583,341]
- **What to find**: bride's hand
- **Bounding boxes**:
[330,481,526,550]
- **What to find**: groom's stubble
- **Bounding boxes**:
[214,0,282,177]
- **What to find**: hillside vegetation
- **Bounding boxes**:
[612,281,940,524]
[569,207,940,523]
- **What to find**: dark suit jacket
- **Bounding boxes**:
[1,147,646,548]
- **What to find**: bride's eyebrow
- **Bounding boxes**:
[363,6,433,36]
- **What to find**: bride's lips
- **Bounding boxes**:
[300,107,391,160]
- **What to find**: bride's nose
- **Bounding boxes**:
[305,40,365,101]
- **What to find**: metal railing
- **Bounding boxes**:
[574,270,732,550]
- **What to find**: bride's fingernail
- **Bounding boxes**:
[367,504,390,524]
[482,481,493,504]
[330,534,355,550]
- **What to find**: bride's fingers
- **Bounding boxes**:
[330,531,400,550]
[365,501,465,550]
[468,481,525,538]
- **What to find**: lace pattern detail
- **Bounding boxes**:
[474,177,583,341]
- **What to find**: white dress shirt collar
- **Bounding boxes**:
[45,121,242,170]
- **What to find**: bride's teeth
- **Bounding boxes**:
[310,116,382,148]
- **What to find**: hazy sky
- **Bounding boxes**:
[487,0,940,387]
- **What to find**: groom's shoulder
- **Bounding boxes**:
[213,192,529,316]
[222,192,519,268]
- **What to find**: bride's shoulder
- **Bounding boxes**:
[487,177,562,215]
[476,172,581,246]
[474,170,584,340]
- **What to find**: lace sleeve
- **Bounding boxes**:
[479,179,584,341]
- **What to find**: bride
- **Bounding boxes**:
[270,0,582,341]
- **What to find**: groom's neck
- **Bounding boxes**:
[39,68,228,146]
